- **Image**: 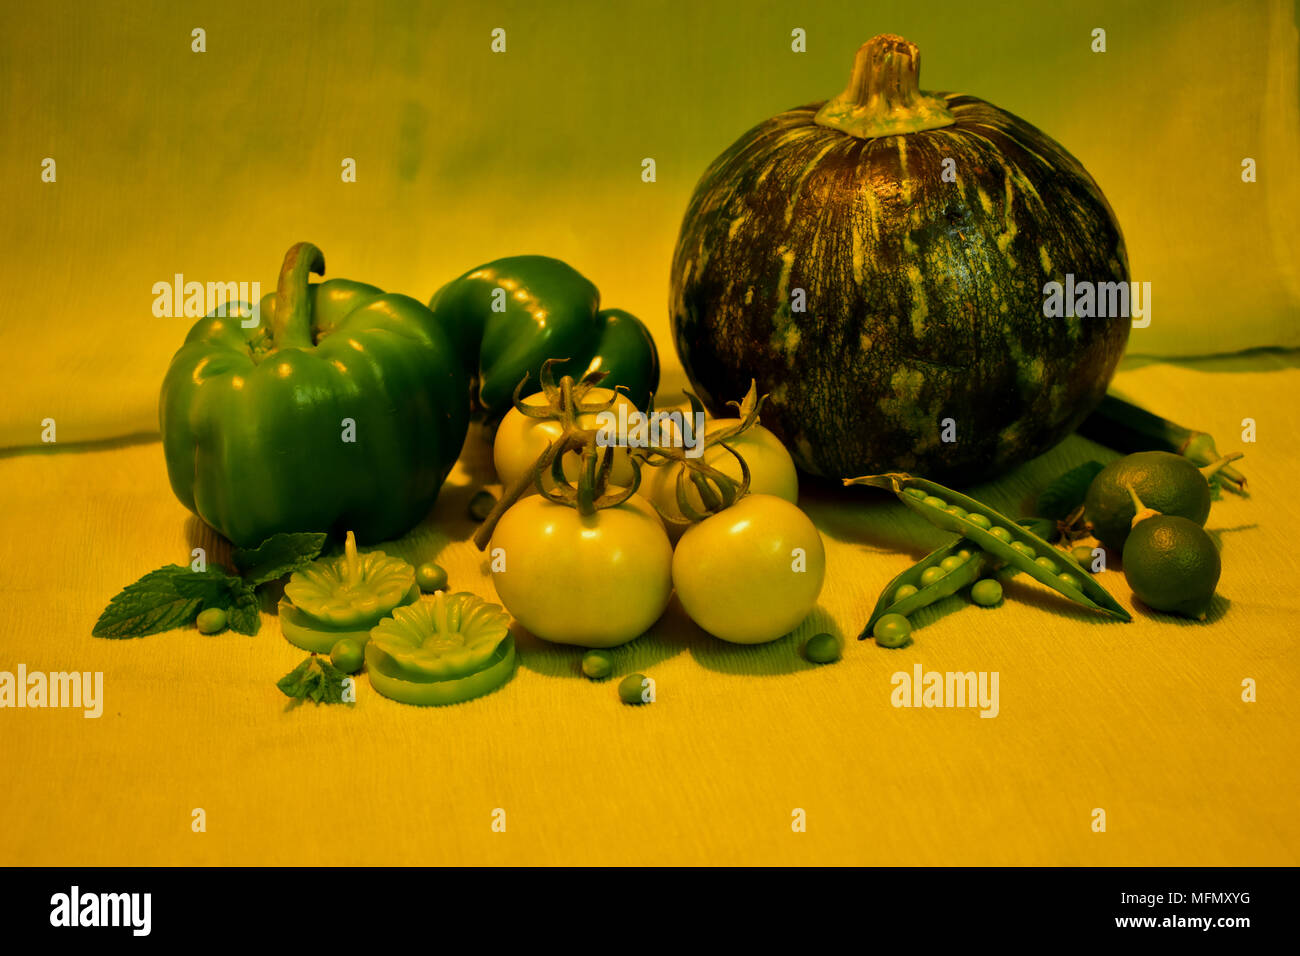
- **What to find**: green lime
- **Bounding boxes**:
[970,579,1002,607]
[872,613,912,648]
[1122,514,1220,620]
[804,633,841,664]
[1085,452,1214,553]
[330,638,365,674]
[196,607,227,634]
[581,649,614,680]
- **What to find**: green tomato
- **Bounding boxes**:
[639,422,798,533]
[415,562,448,592]
[672,494,826,644]
[872,613,912,648]
[493,388,638,494]
[330,638,365,674]
[804,633,841,664]
[971,579,1003,606]
[619,673,652,704]
[581,649,614,680]
[490,493,672,647]
[196,607,227,634]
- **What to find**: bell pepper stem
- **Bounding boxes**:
[271,242,325,351]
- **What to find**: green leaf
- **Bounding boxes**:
[233,532,329,586]
[277,655,350,705]
[276,657,317,698]
[92,566,202,639]
[173,567,242,606]
[226,582,262,636]
[1036,460,1105,521]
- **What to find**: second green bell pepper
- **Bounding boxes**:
[427,256,659,416]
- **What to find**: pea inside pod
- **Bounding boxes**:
[858,517,1054,639]
[846,473,1131,622]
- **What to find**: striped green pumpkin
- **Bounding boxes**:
[670,35,1130,484]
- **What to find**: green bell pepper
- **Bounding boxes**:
[427,256,659,416]
[159,242,470,547]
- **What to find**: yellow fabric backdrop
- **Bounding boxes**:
[0,0,1297,865]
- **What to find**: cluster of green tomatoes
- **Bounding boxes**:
[480,375,827,651]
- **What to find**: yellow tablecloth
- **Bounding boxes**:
[1,0,1297,867]
[1,353,1296,865]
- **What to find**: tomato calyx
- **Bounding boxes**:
[638,381,770,526]
[474,360,644,549]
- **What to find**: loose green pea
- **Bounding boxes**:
[967,514,992,530]
[988,526,1012,541]
[196,607,227,634]
[872,613,912,648]
[971,579,1003,607]
[468,490,497,522]
[921,495,946,510]
[1011,540,1035,556]
[893,584,919,602]
[581,649,614,680]
[919,566,946,586]
[1071,545,1099,570]
[330,638,364,674]
[804,633,841,664]
[618,673,651,705]
[939,555,966,571]
[1034,556,1057,572]
[415,562,448,593]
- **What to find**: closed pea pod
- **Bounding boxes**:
[846,473,1131,622]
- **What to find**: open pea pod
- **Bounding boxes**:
[860,517,1055,638]
[847,474,1131,622]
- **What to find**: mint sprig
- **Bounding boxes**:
[93,531,329,639]
[277,655,350,704]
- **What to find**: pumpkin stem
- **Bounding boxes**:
[814,34,955,139]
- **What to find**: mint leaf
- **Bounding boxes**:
[173,567,241,606]
[175,568,262,636]
[276,657,317,698]
[226,582,262,636]
[277,655,350,705]
[316,658,349,703]
[93,566,202,639]
[233,532,328,586]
